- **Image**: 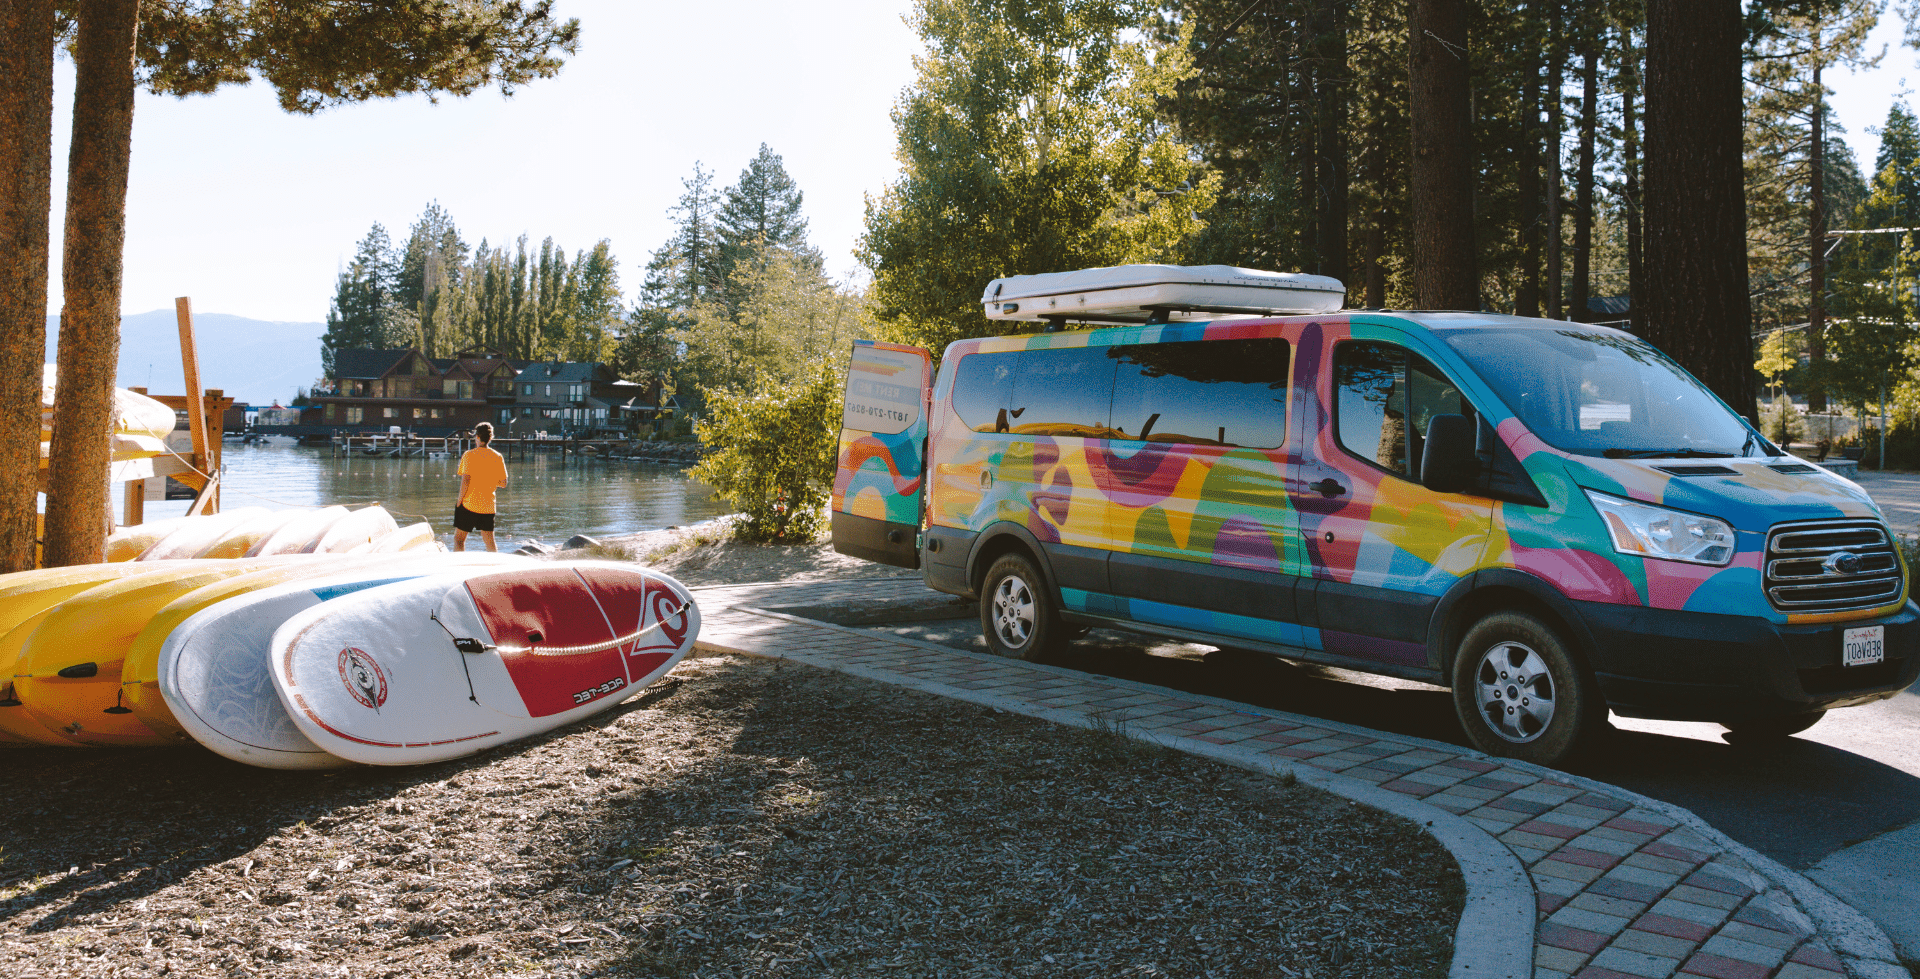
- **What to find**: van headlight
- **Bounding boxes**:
[1584,490,1735,566]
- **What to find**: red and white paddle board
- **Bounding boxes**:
[158,554,528,769]
[270,562,699,765]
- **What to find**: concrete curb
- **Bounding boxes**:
[700,603,1537,979]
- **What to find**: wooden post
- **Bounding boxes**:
[175,297,212,512]
[206,387,223,511]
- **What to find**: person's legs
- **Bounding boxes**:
[454,529,467,551]
[480,529,496,552]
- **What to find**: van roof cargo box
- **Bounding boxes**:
[980,264,1345,325]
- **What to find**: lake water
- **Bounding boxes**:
[113,442,727,546]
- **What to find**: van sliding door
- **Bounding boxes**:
[832,341,933,568]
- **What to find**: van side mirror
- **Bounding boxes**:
[1421,414,1480,494]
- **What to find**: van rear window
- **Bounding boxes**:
[1109,338,1289,449]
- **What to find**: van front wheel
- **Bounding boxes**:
[980,553,1060,661]
[1451,612,1604,768]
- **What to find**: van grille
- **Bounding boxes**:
[1764,520,1904,613]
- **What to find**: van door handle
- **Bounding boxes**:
[1310,478,1346,498]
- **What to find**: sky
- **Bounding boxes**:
[43,0,921,324]
[32,3,1920,325]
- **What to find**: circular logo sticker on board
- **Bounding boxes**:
[337,646,388,710]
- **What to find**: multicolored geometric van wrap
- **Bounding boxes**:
[833,341,933,527]
[850,312,1906,649]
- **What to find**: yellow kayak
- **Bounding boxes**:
[0,561,199,744]
[196,509,307,559]
[11,559,315,746]
[121,557,385,739]
[105,516,197,562]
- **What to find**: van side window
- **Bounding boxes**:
[1007,347,1118,437]
[1108,338,1289,448]
[950,351,1020,433]
[1335,341,1474,478]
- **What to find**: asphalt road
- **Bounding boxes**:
[821,470,1920,874]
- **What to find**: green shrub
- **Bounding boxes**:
[688,363,844,543]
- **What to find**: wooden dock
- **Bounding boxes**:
[329,433,693,463]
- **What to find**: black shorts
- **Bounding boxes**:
[453,505,495,533]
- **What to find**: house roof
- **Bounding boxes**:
[514,361,611,384]
[331,349,414,379]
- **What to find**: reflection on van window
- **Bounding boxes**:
[950,351,1020,433]
[1443,328,1770,458]
[1108,338,1289,448]
[1008,347,1119,437]
[1335,342,1474,477]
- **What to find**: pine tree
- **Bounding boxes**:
[717,144,820,281]
[24,1,580,564]
[321,222,396,372]
[0,0,57,571]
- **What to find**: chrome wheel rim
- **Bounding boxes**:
[990,573,1036,650]
[1473,641,1556,743]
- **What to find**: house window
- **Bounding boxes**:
[326,404,338,422]
[429,408,441,419]
[522,383,533,396]
[545,384,553,397]
[384,407,399,419]
[499,409,511,423]
[522,407,533,416]
[347,406,363,424]
[413,408,425,419]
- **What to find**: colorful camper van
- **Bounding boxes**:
[831,265,1918,765]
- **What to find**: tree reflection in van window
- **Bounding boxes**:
[1108,338,1289,448]
[1007,347,1119,437]
[950,351,1020,433]
[1335,342,1472,477]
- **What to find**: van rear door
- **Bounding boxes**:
[831,340,933,568]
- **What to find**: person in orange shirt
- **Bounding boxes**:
[454,422,508,551]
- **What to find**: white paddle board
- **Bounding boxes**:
[271,562,700,766]
[158,553,532,769]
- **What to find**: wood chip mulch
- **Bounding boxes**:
[1,652,1463,978]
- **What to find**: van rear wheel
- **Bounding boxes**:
[980,553,1060,661]
[1451,611,1605,768]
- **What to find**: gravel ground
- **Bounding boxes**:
[0,535,1466,978]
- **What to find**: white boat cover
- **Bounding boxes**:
[981,264,1345,324]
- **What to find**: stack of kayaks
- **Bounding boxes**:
[0,556,701,769]
[104,505,438,562]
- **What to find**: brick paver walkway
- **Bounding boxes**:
[688,578,1904,979]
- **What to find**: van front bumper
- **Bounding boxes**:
[1572,599,1920,722]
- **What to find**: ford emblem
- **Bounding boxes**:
[1822,551,1864,576]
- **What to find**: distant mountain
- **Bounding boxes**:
[46,310,325,408]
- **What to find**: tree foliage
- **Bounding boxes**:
[688,362,845,544]
[862,0,1218,353]
[323,205,622,363]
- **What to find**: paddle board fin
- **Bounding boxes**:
[0,683,18,707]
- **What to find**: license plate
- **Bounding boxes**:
[1843,625,1885,667]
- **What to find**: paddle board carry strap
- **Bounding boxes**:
[428,610,483,705]
[430,603,695,658]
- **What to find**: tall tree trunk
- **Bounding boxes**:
[1571,36,1599,322]
[1621,19,1644,335]
[1808,58,1828,413]
[1297,18,1318,272]
[1644,0,1757,423]
[1364,208,1387,307]
[1314,0,1349,285]
[1408,0,1476,310]
[1546,3,1564,319]
[44,0,139,567]
[0,0,56,572]
[1517,12,1543,319]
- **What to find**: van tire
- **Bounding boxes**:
[980,553,1061,661]
[1451,611,1605,768]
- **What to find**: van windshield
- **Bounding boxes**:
[1441,328,1776,459]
